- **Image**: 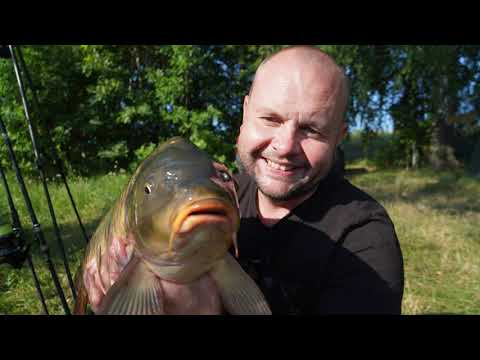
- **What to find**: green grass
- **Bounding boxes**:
[346,167,480,314]
[1,166,479,315]
[0,172,130,315]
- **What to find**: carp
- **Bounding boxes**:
[74,137,271,315]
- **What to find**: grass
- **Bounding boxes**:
[1,165,479,315]
[0,172,130,315]
[346,162,480,314]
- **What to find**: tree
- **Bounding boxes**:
[1,45,479,175]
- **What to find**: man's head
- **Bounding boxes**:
[236,46,349,202]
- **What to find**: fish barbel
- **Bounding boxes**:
[74,137,271,315]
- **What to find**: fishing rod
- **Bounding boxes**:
[0,115,71,315]
[14,46,89,245]
[8,45,77,301]
[0,162,49,314]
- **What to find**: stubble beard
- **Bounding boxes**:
[237,148,332,202]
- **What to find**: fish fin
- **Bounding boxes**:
[97,256,164,315]
[210,253,272,315]
[73,266,89,315]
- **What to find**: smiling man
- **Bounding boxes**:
[234,46,404,314]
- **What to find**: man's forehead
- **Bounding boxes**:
[248,49,347,125]
[254,64,340,101]
[251,48,346,100]
[252,105,336,127]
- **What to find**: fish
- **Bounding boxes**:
[74,137,271,315]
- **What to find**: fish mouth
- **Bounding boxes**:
[169,198,239,252]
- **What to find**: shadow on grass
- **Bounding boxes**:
[345,168,368,176]
[408,175,480,214]
[19,210,107,265]
[347,169,480,216]
[0,212,110,315]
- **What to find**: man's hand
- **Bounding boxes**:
[83,234,134,313]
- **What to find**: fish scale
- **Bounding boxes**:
[74,137,271,315]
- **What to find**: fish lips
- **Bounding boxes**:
[171,198,239,243]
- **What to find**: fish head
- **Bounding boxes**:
[127,137,239,269]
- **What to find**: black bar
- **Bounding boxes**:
[9,45,77,302]
[15,46,89,245]
[0,115,71,315]
[0,45,10,59]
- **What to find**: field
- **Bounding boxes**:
[0,165,479,314]
[347,162,480,314]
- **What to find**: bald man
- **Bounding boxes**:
[234,46,404,314]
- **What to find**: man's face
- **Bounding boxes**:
[236,58,346,202]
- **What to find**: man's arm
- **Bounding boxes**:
[313,220,404,314]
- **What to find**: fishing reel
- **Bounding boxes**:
[0,214,29,270]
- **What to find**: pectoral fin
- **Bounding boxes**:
[210,253,271,315]
[97,256,164,315]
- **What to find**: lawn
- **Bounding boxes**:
[0,166,479,314]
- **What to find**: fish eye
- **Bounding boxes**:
[145,183,153,194]
[219,170,231,183]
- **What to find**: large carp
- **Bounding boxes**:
[74,137,271,315]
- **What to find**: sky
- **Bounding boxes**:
[350,114,394,133]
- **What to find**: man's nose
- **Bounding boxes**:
[271,122,300,157]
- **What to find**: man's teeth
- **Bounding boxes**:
[266,159,295,171]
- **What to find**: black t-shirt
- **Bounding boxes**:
[233,166,405,315]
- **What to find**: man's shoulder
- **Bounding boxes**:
[332,177,389,218]
[304,177,395,242]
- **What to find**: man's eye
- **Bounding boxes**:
[219,170,231,182]
[301,127,321,136]
[260,117,280,124]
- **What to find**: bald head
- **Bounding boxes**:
[237,46,350,204]
[249,46,350,124]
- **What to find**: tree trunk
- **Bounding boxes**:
[428,72,461,171]
[411,141,419,169]
[470,139,480,177]
[429,116,460,170]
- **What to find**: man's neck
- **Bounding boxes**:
[256,188,317,227]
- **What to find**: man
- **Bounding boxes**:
[233,46,404,314]
[81,46,403,315]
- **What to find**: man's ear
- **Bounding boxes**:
[243,95,249,121]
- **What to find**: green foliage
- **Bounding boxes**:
[1,45,480,175]
[129,142,157,172]
[0,45,270,176]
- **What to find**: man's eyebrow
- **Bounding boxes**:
[300,115,334,131]
[254,107,281,115]
[254,108,288,122]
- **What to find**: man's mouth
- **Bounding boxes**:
[265,158,296,171]
[261,157,303,177]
